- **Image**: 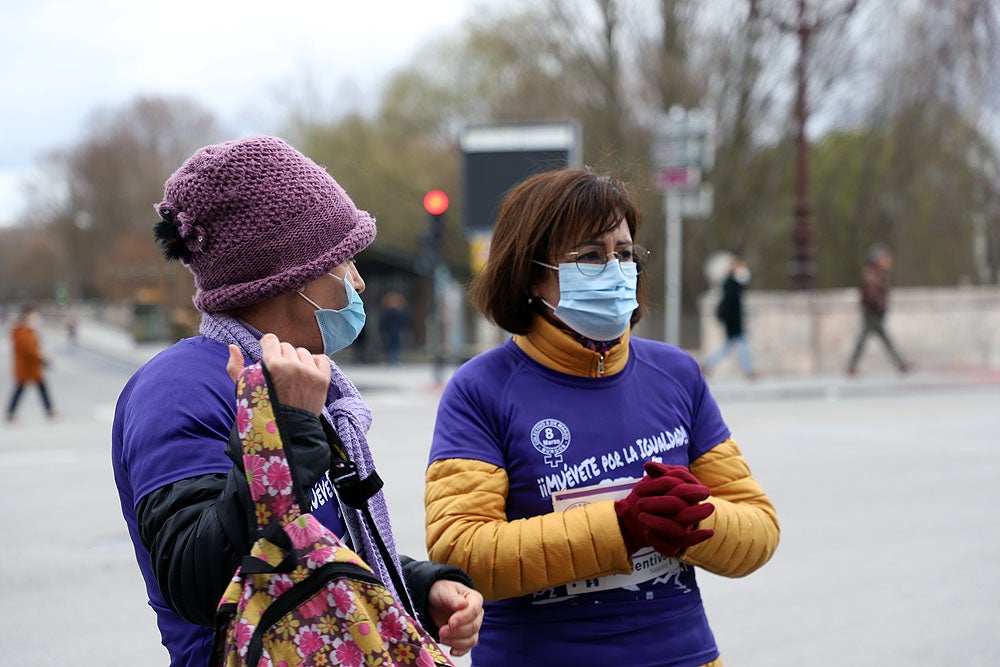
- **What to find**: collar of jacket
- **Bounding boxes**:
[513,315,630,378]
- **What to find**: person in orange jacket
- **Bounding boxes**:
[6,304,56,421]
[425,168,779,667]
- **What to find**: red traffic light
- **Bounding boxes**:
[423,190,449,216]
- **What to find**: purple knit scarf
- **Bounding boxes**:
[199,312,407,605]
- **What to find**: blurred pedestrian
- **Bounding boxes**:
[380,291,408,365]
[701,256,756,379]
[65,312,79,346]
[424,168,779,667]
[111,135,482,666]
[6,304,56,422]
[847,243,910,375]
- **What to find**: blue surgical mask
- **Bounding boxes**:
[298,274,366,356]
[534,259,638,341]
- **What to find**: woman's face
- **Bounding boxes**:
[531,218,633,307]
[300,259,365,311]
[295,259,365,353]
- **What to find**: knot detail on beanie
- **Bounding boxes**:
[155,135,376,312]
[154,205,206,260]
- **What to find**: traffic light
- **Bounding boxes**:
[423,190,449,247]
[423,189,449,217]
[422,190,450,384]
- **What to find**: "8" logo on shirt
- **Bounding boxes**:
[530,418,571,467]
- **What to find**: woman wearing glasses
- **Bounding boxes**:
[424,168,779,666]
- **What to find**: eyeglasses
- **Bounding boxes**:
[561,243,650,276]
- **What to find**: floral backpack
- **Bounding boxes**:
[214,362,453,667]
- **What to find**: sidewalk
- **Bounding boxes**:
[704,364,1000,403]
[70,316,454,393]
[71,317,165,369]
[72,316,1000,402]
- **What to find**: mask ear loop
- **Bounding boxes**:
[529,261,559,310]
[298,273,353,311]
[297,291,323,310]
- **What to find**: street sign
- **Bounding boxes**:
[653,106,717,346]
[680,184,713,219]
[652,140,698,169]
[653,166,701,191]
[653,106,716,172]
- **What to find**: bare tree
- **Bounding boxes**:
[839,0,1000,285]
[0,225,69,303]
[20,96,223,310]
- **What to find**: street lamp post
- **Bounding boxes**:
[750,0,859,290]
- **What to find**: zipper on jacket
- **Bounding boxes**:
[245,561,382,667]
[597,353,605,375]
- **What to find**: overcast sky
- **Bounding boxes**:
[0,0,483,226]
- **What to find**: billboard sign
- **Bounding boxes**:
[461,122,581,233]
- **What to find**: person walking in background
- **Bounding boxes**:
[424,168,779,667]
[847,243,910,375]
[111,135,482,666]
[701,255,756,379]
[65,312,79,346]
[6,304,56,422]
[379,291,408,365]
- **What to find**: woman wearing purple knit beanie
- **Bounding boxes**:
[111,135,482,667]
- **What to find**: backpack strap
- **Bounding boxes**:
[236,362,419,620]
[324,421,418,619]
[239,523,297,574]
[324,420,384,507]
[233,363,308,533]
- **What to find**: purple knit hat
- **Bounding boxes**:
[154,135,376,312]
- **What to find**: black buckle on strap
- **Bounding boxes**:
[328,458,384,508]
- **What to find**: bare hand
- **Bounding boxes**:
[226,333,331,415]
[427,579,484,657]
[226,345,246,383]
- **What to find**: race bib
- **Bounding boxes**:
[551,479,684,593]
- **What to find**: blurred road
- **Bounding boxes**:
[1,315,998,666]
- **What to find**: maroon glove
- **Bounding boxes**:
[614,462,715,557]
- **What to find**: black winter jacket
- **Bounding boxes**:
[716,276,746,339]
[136,405,471,638]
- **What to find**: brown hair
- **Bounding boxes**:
[470,167,647,334]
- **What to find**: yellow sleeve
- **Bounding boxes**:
[425,458,634,602]
[680,438,780,577]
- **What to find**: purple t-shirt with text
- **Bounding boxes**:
[430,337,730,667]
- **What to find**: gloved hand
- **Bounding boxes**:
[614,462,715,557]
